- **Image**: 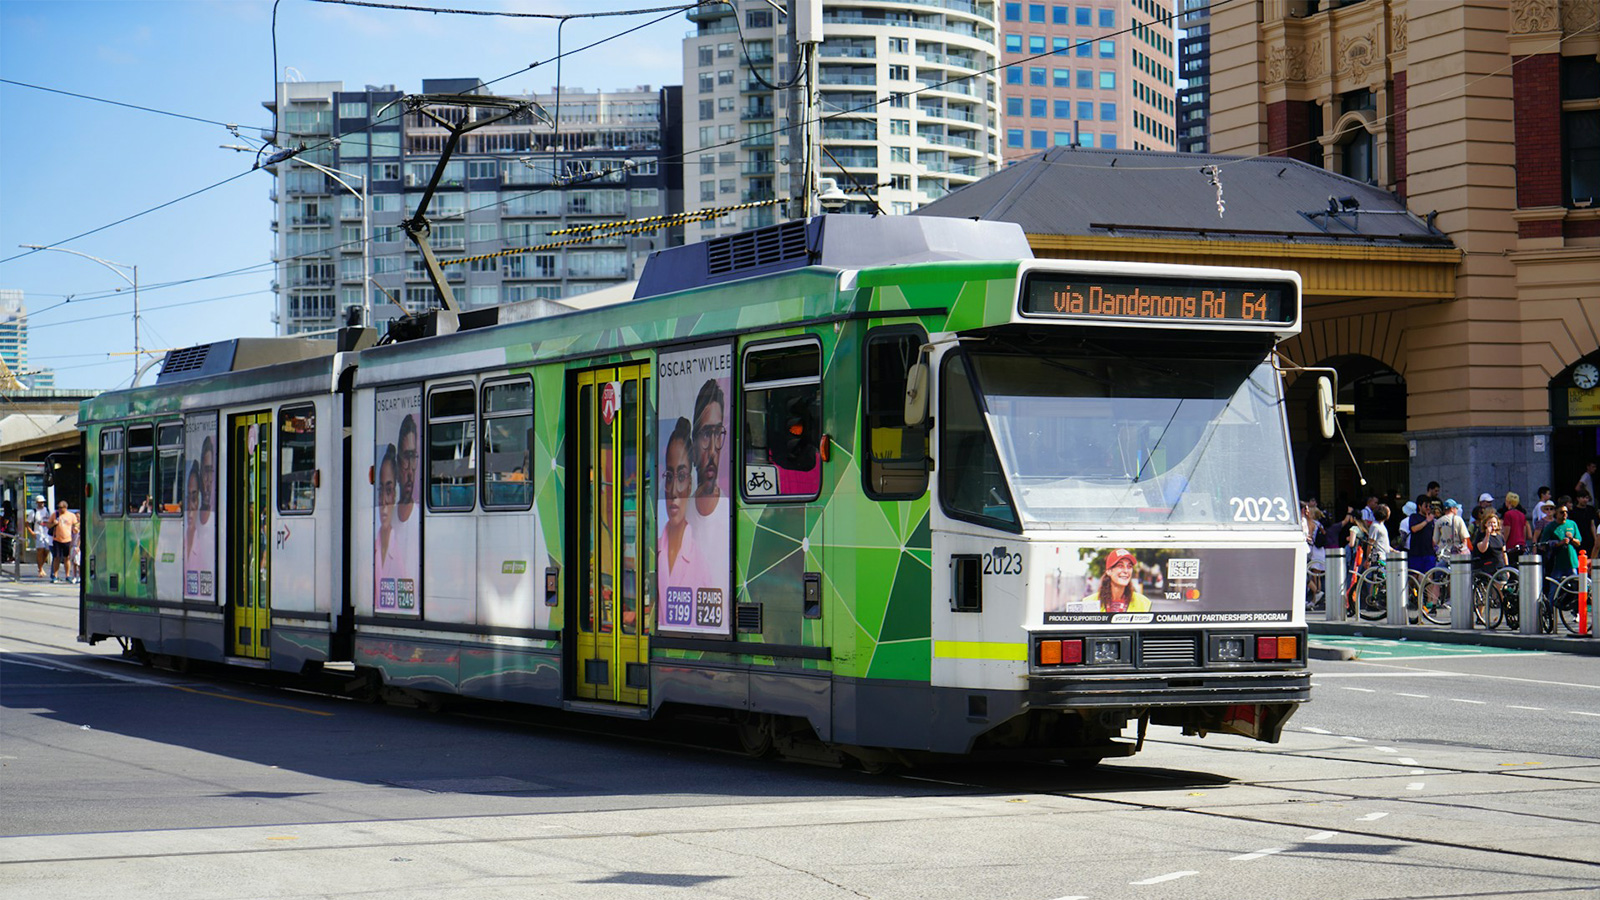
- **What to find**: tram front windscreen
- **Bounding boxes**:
[966,346,1298,530]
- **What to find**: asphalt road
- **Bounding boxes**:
[3,581,1598,900]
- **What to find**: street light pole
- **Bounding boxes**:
[20,244,140,381]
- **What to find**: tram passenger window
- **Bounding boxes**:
[99,429,124,517]
[741,339,822,502]
[863,327,929,499]
[481,378,534,510]
[277,404,316,513]
[156,423,183,516]
[428,385,477,511]
[126,425,154,516]
[939,354,1019,530]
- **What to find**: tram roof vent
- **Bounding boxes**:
[634,215,1031,299]
[156,337,335,385]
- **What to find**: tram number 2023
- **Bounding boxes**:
[1229,496,1292,522]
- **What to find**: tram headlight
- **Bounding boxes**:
[1088,638,1126,665]
[1215,637,1246,661]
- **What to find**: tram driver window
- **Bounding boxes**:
[427,385,477,511]
[741,339,822,502]
[277,405,316,513]
[939,354,1018,530]
[863,327,929,499]
[481,378,534,510]
[125,425,155,516]
[99,428,124,518]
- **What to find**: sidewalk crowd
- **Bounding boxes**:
[1300,461,1600,582]
[3,495,81,584]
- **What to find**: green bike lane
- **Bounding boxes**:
[1308,622,1600,659]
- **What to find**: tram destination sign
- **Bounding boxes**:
[1021,273,1297,326]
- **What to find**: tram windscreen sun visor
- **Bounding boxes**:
[962,349,1297,529]
[1021,273,1296,326]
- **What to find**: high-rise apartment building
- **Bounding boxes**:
[997,0,1176,159]
[264,79,682,336]
[1175,0,1209,153]
[0,290,26,381]
[682,0,1002,237]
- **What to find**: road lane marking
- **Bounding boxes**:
[1131,872,1198,885]
[1230,848,1283,861]
[1571,711,1600,717]
[1508,705,1545,711]
[1302,726,1332,734]
[1357,813,1388,821]
[1305,831,1339,841]
[1448,698,1486,705]
[1396,758,1419,766]
[169,685,334,716]
[1341,735,1368,742]
[1395,693,1430,698]
[1311,671,1458,677]
[1374,747,1398,753]
[1406,782,1426,790]
[1342,687,1377,693]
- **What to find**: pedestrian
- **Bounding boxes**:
[1360,495,1379,529]
[1532,498,1556,538]
[1577,461,1597,500]
[1502,491,1530,555]
[47,500,79,584]
[27,496,50,578]
[1474,492,1496,525]
[1369,503,1393,557]
[1538,500,1581,577]
[1472,511,1509,576]
[1404,495,1436,575]
[1569,489,1600,557]
[1434,499,1471,558]
[1426,481,1442,504]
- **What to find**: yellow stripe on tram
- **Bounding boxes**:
[933,641,1028,661]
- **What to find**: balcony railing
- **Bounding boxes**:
[823,124,879,141]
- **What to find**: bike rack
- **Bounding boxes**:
[1324,548,1347,624]
[1450,553,1473,630]
[1386,549,1409,626]
[1518,551,1543,636]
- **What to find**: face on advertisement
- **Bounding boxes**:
[1107,557,1135,589]
[200,437,215,511]
[663,420,692,530]
[378,446,397,532]
[398,415,418,506]
[692,378,725,502]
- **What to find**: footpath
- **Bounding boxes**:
[1309,620,1599,659]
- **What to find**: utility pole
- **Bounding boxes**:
[785,0,822,220]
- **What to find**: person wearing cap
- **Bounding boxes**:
[1532,498,1557,538]
[1434,499,1471,558]
[1502,492,1530,554]
[1538,499,1581,577]
[1083,549,1151,613]
[26,496,50,578]
[1474,492,1496,525]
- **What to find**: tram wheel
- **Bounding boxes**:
[736,713,775,758]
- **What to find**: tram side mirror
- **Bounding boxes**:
[1316,376,1337,440]
[904,360,930,427]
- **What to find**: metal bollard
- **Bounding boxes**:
[1325,548,1347,623]
[1518,552,1543,636]
[1450,553,1473,630]
[1590,556,1600,640]
[1386,549,1409,625]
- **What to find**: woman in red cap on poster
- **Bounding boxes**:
[1084,548,1152,612]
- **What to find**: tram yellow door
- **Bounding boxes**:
[573,364,650,704]
[229,411,272,660]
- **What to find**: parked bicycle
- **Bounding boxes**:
[1351,537,1419,621]
[1484,564,1586,634]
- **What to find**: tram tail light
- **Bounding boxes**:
[1256,635,1298,660]
[1037,639,1083,666]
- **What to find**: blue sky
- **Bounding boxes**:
[0,1,685,390]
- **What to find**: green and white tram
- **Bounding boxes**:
[78,215,1309,763]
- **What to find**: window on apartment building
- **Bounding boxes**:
[1030,98,1046,118]
[891,146,911,162]
[718,96,736,112]
[888,37,908,52]
[1054,5,1067,24]
[1102,134,1117,149]
[1076,6,1091,25]
[1007,68,1023,85]
[1029,4,1045,22]
[1081,133,1096,148]
[1100,8,1114,27]
[1029,36,1045,54]
[1031,130,1048,148]
[747,8,772,27]
[1007,97,1024,117]
[699,46,714,67]
[1100,40,1115,58]
[1006,2,1022,20]
[1007,128,1024,147]
[891,119,911,135]
[889,64,910,80]
[718,69,735,85]
[1030,67,1046,85]
[718,42,734,57]
[1077,69,1092,89]
[1101,102,1117,121]
[1054,99,1071,118]
[890,174,911,190]
[1100,71,1116,89]
[1006,34,1022,52]
[1052,68,1069,87]
[1076,101,1093,120]
[699,99,715,120]
[701,180,716,202]
[1053,37,1071,55]
[1077,40,1091,57]
[699,73,714,92]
